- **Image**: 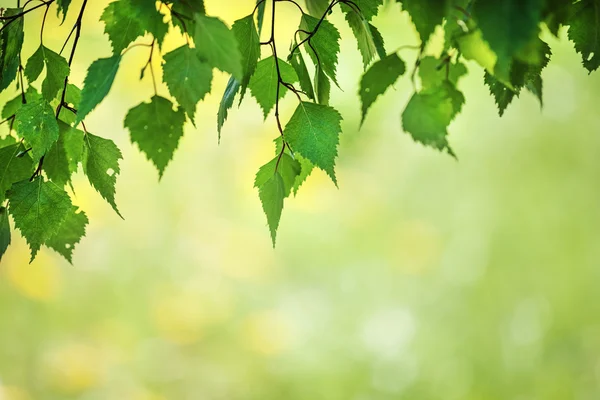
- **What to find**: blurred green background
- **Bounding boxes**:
[1,0,600,399]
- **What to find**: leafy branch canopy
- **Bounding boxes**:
[0,0,596,262]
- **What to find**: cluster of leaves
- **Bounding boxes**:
[0,0,597,263]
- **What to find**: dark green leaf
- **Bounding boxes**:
[0,206,10,262]
[0,8,25,92]
[77,55,121,124]
[232,15,261,101]
[57,0,72,22]
[401,0,446,44]
[25,45,70,101]
[360,52,406,123]
[0,143,34,204]
[101,0,146,54]
[289,49,315,101]
[567,0,600,72]
[217,77,240,138]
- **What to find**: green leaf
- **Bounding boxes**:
[257,171,285,246]
[249,56,299,118]
[400,0,446,44]
[455,28,498,72]
[25,45,70,101]
[473,0,544,78]
[124,96,186,178]
[7,177,73,261]
[300,14,341,86]
[82,133,123,217]
[130,0,169,46]
[46,205,88,264]
[305,0,330,16]
[232,15,261,101]
[56,0,72,22]
[567,0,600,72]
[254,153,301,197]
[162,44,212,121]
[401,81,464,154]
[344,8,381,68]
[484,40,551,115]
[418,56,467,90]
[101,0,146,54]
[283,102,342,184]
[315,64,330,105]
[0,144,34,204]
[14,99,60,162]
[2,87,41,119]
[360,52,406,124]
[170,0,205,34]
[350,0,384,21]
[0,8,25,92]
[273,138,314,195]
[194,14,243,79]
[43,121,83,187]
[289,49,315,101]
[217,77,240,138]
[370,23,386,60]
[77,55,121,124]
[0,206,10,262]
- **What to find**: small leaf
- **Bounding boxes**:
[7,177,73,261]
[101,0,146,54]
[43,121,83,187]
[401,0,447,44]
[46,205,88,264]
[217,77,240,138]
[401,82,464,154]
[283,102,342,184]
[56,0,72,22]
[258,171,285,246]
[2,87,41,119]
[14,99,60,162]
[249,56,298,118]
[360,52,406,124]
[0,206,10,262]
[194,14,243,79]
[418,56,467,91]
[77,55,121,124]
[82,132,123,217]
[162,44,212,121]
[344,7,382,68]
[254,153,301,197]
[315,64,331,105]
[124,96,186,178]
[289,49,315,101]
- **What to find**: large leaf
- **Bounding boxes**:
[193,14,242,79]
[25,45,70,101]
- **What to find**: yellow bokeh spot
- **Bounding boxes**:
[43,343,106,394]
[242,311,292,356]
[4,256,61,301]
[152,287,233,345]
[0,386,31,400]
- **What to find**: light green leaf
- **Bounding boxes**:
[101,0,146,54]
[124,96,186,178]
[2,87,41,119]
[401,81,464,154]
[43,121,83,187]
[283,102,342,184]
[257,171,286,246]
[46,205,88,264]
[400,0,447,43]
[350,0,384,21]
[194,14,242,79]
[360,52,406,123]
[0,144,34,204]
[418,56,467,90]
[7,177,72,261]
[77,55,121,124]
[0,8,25,92]
[249,56,299,118]
[25,45,70,101]
[315,63,331,105]
[232,15,261,101]
[345,8,381,68]
[300,14,341,86]
[254,153,301,198]
[163,44,212,121]
[0,206,10,262]
[82,133,123,217]
[305,0,329,16]
[14,99,60,162]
